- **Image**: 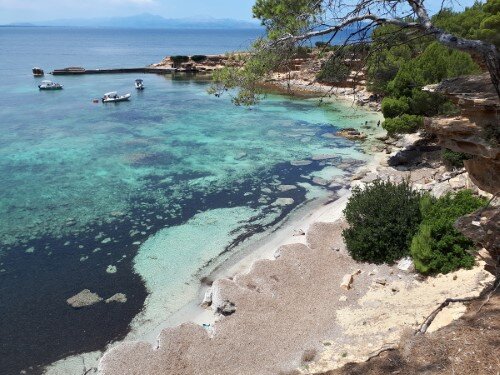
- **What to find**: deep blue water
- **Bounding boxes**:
[0,27,262,74]
[0,27,379,374]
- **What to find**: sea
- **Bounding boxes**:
[0,27,380,374]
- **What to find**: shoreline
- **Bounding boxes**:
[45,80,492,375]
[96,127,494,374]
[44,93,381,374]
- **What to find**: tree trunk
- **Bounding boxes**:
[484,48,500,99]
[432,29,500,99]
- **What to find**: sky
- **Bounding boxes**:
[0,0,480,24]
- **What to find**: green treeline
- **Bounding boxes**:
[364,0,498,134]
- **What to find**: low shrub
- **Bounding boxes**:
[438,100,460,116]
[382,114,423,135]
[191,55,207,63]
[381,97,410,118]
[171,55,190,67]
[316,59,350,84]
[315,41,330,48]
[342,180,422,264]
[411,190,487,274]
[442,148,471,168]
[295,46,312,57]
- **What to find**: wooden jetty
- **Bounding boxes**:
[50,66,184,75]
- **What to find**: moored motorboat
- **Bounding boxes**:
[135,79,145,90]
[102,92,131,103]
[32,67,44,76]
[38,80,63,90]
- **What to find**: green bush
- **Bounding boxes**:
[342,180,422,264]
[439,100,460,116]
[171,55,190,67]
[382,114,423,135]
[442,149,471,168]
[408,90,445,116]
[381,97,410,118]
[315,41,330,48]
[295,46,312,57]
[316,59,350,84]
[191,55,207,63]
[411,190,487,274]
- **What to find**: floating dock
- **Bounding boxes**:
[50,67,187,75]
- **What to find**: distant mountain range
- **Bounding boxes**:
[6,13,262,29]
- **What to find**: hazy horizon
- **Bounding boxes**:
[0,0,481,25]
[2,12,261,28]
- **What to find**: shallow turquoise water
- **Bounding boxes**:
[0,74,375,247]
[0,27,381,374]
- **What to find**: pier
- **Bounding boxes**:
[50,66,189,75]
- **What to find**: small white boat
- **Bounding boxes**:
[102,92,131,103]
[38,80,63,90]
[135,79,145,90]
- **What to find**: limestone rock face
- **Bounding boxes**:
[464,158,500,195]
[424,73,499,194]
[455,206,500,274]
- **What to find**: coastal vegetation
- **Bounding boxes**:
[343,183,488,274]
[316,59,350,84]
[370,26,480,134]
[342,180,422,264]
[210,0,499,106]
[382,114,424,136]
[411,190,487,274]
[442,149,472,168]
[191,55,208,63]
[171,55,190,68]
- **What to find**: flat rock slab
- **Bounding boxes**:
[290,160,312,166]
[105,293,128,304]
[311,154,338,161]
[273,198,294,206]
[67,289,103,309]
[278,185,297,192]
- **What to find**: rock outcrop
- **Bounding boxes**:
[66,289,103,309]
[424,73,499,194]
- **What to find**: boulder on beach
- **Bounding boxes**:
[201,288,213,308]
[340,274,353,290]
[67,289,103,309]
[216,300,236,316]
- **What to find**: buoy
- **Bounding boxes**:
[92,99,99,103]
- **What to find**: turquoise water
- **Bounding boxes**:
[0,27,380,374]
[0,75,373,246]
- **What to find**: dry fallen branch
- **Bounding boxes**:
[417,296,479,334]
[477,275,500,313]
[417,272,499,334]
[365,343,398,361]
